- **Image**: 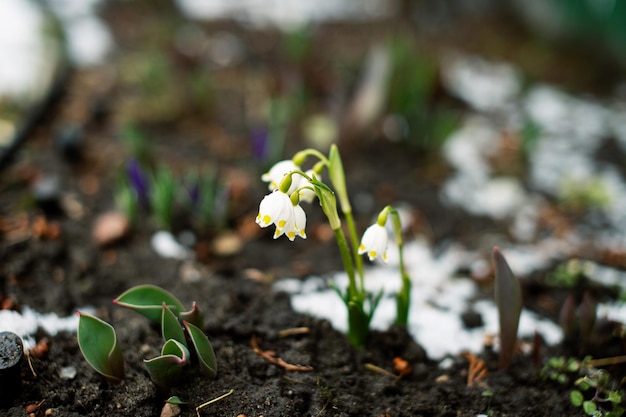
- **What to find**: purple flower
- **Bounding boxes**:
[251,127,269,161]
[127,158,150,208]
[187,182,200,208]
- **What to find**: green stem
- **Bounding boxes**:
[293,148,329,166]
[333,228,358,300]
[344,210,364,286]
[387,206,411,326]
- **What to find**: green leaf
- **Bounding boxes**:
[179,301,204,329]
[570,390,584,407]
[113,284,185,324]
[162,303,187,348]
[492,247,522,370]
[582,401,597,415]
[184,321,217,378]
[609,391,622,404]
[310,178,341,230]
[166,396,187,405]
[144,339,189,392]
[77,312,125,381]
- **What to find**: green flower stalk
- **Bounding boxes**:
[257,146,412,347]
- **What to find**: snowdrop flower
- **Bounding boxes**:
[261,160,299,194]
[358,223,388,262]
[256,190,307,241]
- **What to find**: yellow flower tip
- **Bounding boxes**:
[259,214,272,226]
[287,232,296,240]
[382,253,388,262]
[368,250,377,260]
[277,219,286,228]
[358,244,365,253]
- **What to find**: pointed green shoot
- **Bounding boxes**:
[184,321,217,378]
[493,247,522,370]
[76,312,125,382]
[144,339,189,392]
[179,301,204,329]
[162,303,187,348]
[113,284,185,324]
[328,144,351,213]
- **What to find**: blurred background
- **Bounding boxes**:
[1,0,625,168]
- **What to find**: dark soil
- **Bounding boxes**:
[1,2,625,416]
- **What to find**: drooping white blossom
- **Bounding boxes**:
[358,223,388,262]
[261,160,299,194]
[256,190,307,241]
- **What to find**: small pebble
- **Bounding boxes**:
[59,366,77,380]
[179,261,203,283]
[92,211,130,247]
[212,232,244,256]
[0,331,24,405]
[160,403,181,417]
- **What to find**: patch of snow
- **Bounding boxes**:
[151,231,193,260]
[442,54,521,112]
[0,0,50,101]
[44,0,113,66]
[0,306,93,350]
[175,0,397,30]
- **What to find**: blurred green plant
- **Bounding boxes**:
[150,166,176,230]
[282,25,312,65]
[114,128,227,233]
[541,355,626,416]
[547,259,587,288]
[559,176,611,213]
[385,35,458,149]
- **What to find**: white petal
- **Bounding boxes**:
[293,204,307,239]
[256,191,292,228]
[261,160,299,191]
[358,223,388,262]
[296,170,319,203]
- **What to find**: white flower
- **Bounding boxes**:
[296,170,319,204]
[261,160,299,194]
[358,223,388,262]
[256,190,307,241]
[276,204,307,241]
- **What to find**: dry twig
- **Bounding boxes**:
[196,389,234,417]
[462,352,488,387]
[250,336,313,372]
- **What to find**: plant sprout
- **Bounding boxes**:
[78,285,216,395]
[144,339,190,392]
[256,144,412,346]
[76,312,125,382]
[492,247,522,370]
